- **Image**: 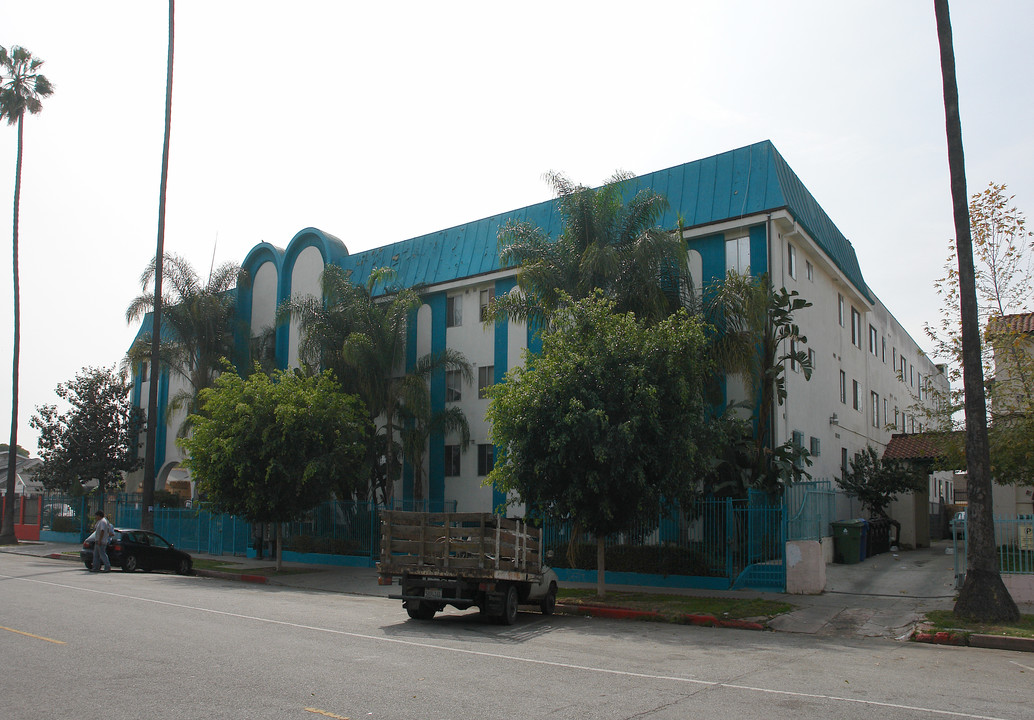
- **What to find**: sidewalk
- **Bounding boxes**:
[5,538,1032,647]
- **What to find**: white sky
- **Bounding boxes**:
[2,1,1032,453]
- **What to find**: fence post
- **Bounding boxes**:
[725,497,734,583]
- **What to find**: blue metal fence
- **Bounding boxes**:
[953,514,1034,588]
[785,479,835,541]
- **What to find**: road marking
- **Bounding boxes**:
[1009,660,1034,672]
[0,571,1016,720]
[0,625,66,644]
[304,708,350,719]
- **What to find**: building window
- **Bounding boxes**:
[871,391,880,428]
[446,295,462,328]
[894,407,900,430]
[869,325,878,356]
[853,379,861,411]
[446,370,463,402]
[787,243,797,279]
[790,339,799,372]
[839,370,846,404]
[792,430,805,468]
[726,236,751,274]
[841,447,849,474]
[838,294,845,327]
[444,445,461,476]
[477,444,494,476]
[140,361,148,382]
[478,365,494,399]
[479,288,495,322]
[806,260,814,282]
[883,398,888,428]
[808,348,816,371]
[881,337,886,363]
[851,307,862,348]
[810,436,821,456]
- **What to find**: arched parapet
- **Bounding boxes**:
[236,243,284,369]
[277,228,350,369]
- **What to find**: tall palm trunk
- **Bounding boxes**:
[934,0,1018,621]
[142,0,175,531]
[0,115,24,544]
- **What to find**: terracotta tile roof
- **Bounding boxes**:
[989,312,1034,334]
[882,432,960,460]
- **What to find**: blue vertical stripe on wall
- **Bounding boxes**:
[427,293,447,507]
[401,307,419,505]
[492,278,517,513]
[749,224,768,277]
[155,368,169,480]
[131,366,143,460]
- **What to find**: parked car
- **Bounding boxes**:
[81,529,193,575]
[951,511,967,540]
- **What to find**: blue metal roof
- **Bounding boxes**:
[333,140,873,303]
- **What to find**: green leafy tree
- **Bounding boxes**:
[181,368,368,570]
[29,367,143,494]
[839,446,927,519]
[126,254,243,435]
[0,44,53,545]
[496,171,691,327]
[707,271,813,494]
[487,293,721,597]
[934,0,1018,622]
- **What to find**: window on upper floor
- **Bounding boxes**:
[478,365,494,399]
[446,294,462,328]
[841,447,849,474]
[444,445,461,476]
[446,370,463,402]
[881,337,886,363]
[810,436,821,457]
[806,260,814,282]
[839,370,846,404]
[479,288,495,322]
[853,379,861,411]
[726,236,751,274]
[838,294,845,327]
[869,325,879,356]
[871,391,880,428]
[787,243,797,280]
[851,307,862,348]
[477,444,495,476]
[808,348,816,371]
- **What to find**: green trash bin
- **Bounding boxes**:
[832,519,865,564]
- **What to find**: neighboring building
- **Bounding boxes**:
[127,140,947,516]
[989,311,1034,515]
[0,451,43,496]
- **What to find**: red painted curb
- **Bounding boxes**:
[912,631,967,646]
[239,574,269,584]
[716,618,766,631]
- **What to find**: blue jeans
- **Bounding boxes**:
[92,542,110,571]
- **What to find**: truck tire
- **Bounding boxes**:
[540,582,557,615]
[406,601,437,620]
[499,585,519,625]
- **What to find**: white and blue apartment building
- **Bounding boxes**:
[127,141,948,546]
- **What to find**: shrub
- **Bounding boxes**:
[545,542,719,577]
[51,516,81,534]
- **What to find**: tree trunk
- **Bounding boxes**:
[142,0,176,531]
[0,116,25,545]
[934,0,1018,621]
[596,535,606,598]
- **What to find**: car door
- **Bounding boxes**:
[145,532,175,571]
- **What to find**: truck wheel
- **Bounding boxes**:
[540,583,557,615]
[499,585,519,625]
[406,601,437,621]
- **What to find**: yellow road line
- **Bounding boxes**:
[0,626,66,644]
[303,709,349,719]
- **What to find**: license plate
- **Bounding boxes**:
[425,587,443,599]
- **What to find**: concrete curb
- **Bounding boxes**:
[556,603,767,631]
[911,629,1034,653]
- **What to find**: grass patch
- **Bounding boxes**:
[924,609,1034,640]
[557,588,792,621]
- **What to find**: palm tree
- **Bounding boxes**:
[496,171,691,328]
[126,254,242,435]
[282,265,472,505]
[934,0,1018,621]
[0,45,53,545]
[707,271,812,494]
[140,0,176,531]
[398,387,471,505]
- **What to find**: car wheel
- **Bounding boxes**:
[540,583,557,616]
[121,554,138,573]
[176,558,192,575]
[83,560,92,571]
[499,585,519,625]
[406,601,437,620]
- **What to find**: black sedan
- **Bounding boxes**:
[81,529,193,575]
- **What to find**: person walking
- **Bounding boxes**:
[91,510,113,572]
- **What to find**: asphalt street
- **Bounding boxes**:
[2,552,1031,720]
